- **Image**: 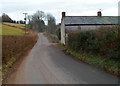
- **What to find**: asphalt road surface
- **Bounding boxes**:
[6,33,119,84]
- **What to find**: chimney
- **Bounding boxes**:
[97,11,102,17]
[62,12,66,18]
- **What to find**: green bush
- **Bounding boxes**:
[67,26,119,59]
[56,27,61,40]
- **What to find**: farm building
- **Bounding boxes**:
[61,11,118,45]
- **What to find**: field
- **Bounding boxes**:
[2,24,25,35]
[3,22,25,29]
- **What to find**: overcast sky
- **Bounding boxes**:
[1,0,119,23]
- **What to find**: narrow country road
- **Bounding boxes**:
[6,33,119,84]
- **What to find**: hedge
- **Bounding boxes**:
[2,34,38,65]
[67,26,119,59]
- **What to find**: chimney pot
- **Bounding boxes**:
[97,11,102,17]
[62,12,66,18]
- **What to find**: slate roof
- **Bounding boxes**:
[64,16,118,25]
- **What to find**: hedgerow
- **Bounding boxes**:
[67,26,119,59]
[2,34,38,65]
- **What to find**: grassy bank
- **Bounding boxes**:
[65,26,119,76]
[58,43,120,76]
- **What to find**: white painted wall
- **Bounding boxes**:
[65,25,113,33]
[61,22,115,45]
[66,26,81,33]
[80,25,113,30]
[61,18,66,45]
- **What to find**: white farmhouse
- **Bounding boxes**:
[61,12,118,45]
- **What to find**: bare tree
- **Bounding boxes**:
[46,13,56,34]
[29,11,46,32]
[37,11,46,20]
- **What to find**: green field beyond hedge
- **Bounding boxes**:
[2,24,25,35]
[3,22,25,29]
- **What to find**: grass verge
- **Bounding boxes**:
[58,43,120,76]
